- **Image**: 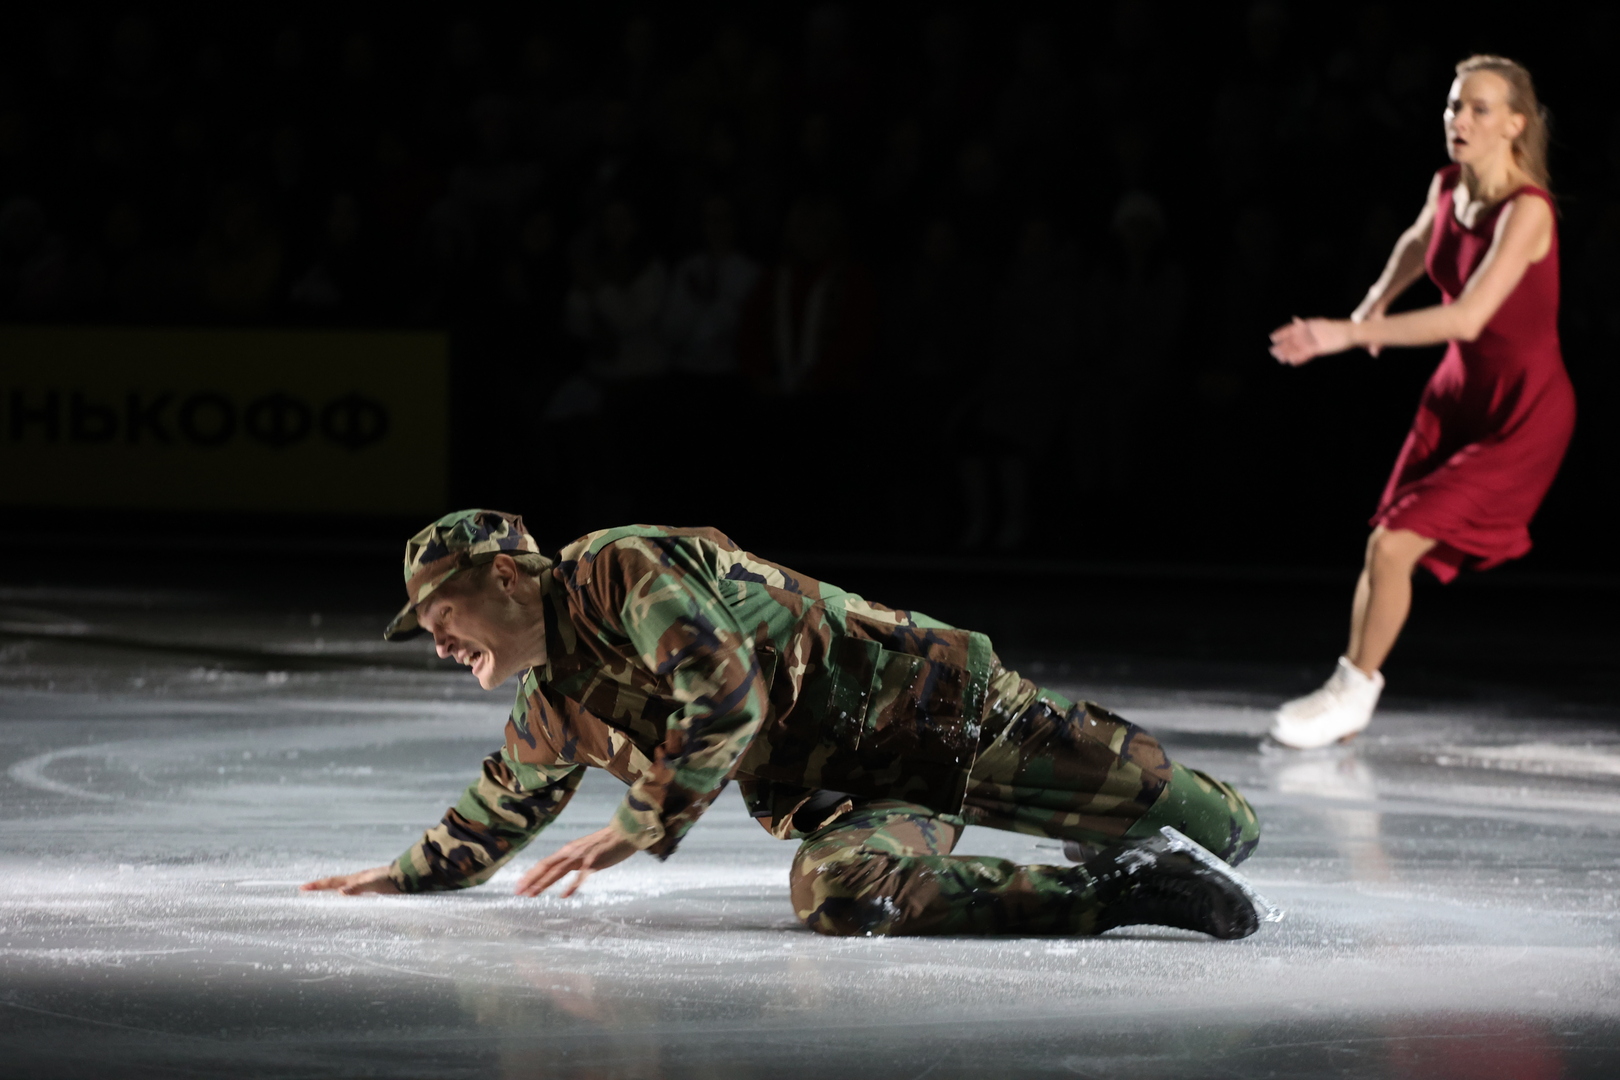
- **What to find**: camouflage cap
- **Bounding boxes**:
[383,509,546,642]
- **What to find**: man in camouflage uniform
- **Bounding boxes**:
[304,510,1272,938]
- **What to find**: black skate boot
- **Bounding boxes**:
[1085,827,1280,940]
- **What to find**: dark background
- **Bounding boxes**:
[1,2,1613,579]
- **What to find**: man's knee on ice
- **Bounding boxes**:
[790,853,906,937]
[797,894,907,937]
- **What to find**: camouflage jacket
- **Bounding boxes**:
[390,525,996,892]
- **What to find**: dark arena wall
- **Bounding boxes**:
[0,3,1612,573]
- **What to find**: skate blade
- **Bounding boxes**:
[1156,826,1283,924]
[1262,733,1361,754]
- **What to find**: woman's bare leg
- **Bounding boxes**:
[1347,567,1373,666]
[1345,527,1436,675]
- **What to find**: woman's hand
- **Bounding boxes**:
[300,866,399,895]
[514,824,639,898]
[1269,317,1355,366]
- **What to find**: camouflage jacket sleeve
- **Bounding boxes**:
[388,746,583,893]
[584,538,769,859]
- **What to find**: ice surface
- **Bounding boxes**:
[2,591,1620,1078]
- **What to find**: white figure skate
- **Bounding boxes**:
[1270,656,1383,749]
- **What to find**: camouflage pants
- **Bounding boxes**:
[790,669,1260,936]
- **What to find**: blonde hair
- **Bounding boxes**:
[1454,54,1551,192]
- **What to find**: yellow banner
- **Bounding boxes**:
[0,326,448,514]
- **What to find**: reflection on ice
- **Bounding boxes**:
[1265,747,1394,883]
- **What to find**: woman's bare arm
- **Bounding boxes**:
[1358,193,1550,345]
[1351,172,1442,327]
[1271,191,1552,365]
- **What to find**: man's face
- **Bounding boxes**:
[415,566,535,690]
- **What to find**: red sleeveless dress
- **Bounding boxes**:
[1371,165,1576,582]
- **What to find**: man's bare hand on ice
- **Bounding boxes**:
[513,825,637,898]
[300,832,633,900]
[300,866,399,895]
[301,830,631,901]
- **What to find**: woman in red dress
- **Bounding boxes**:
[1267,55,1575,749]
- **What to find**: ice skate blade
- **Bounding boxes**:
[1263,730,1367,753]
[1155,826,1283,924]
[1261,734,1339,755]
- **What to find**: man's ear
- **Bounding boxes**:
[489,553,518,594]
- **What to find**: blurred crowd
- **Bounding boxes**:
[2,4,1614,556]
